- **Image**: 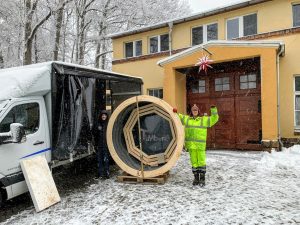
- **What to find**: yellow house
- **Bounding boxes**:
[110,0,300,150]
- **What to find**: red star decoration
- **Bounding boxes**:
[195,55,213,74]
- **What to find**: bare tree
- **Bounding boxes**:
[0,0,191,68]
[23,0,71,65]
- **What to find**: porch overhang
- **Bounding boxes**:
[157,40,285,67]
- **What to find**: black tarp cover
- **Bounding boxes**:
[51,63,142,161]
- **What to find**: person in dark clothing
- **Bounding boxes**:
[94,110,110,179]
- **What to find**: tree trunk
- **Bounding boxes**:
[94,0,111,68]
[78,13,85,65]
[53,0,65,61]
[0,48,4,69]
[100,43,106,70]
[34,34,38,63]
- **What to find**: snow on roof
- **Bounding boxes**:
[108,0,270,39]
[0,63,52,101]
[0,61,143,101]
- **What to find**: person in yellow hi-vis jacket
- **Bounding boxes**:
[173,104,219,186]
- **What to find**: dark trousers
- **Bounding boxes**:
[97,146,110,177]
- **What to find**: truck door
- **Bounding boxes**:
[0,98,48,183]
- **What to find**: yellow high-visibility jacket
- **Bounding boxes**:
[178,107,219,150]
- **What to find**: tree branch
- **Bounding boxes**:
[26,0,72,43]
[95,50,113,58]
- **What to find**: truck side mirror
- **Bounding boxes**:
[10,123,25,143]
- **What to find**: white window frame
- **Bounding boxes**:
[294,76,300,128]
[148,34,169,54]
[124,40,142,58]
[191,22,218,46]
[148,88,163,99]
[226,13,257,40]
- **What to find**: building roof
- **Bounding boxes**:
[157,40,285,67]
[108,0,271,39]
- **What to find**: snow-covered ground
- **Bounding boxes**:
[2,148,300,225]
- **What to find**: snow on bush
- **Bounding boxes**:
[258,145,300,172]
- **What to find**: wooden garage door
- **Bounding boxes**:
[186,58,262,150]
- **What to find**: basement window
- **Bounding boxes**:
[215,77,230,91]
[240,74,257,89]
[226,13,257,39]
[149,34,169,54]
[124,40,142,58]
[192,80,206,93]
[192,23,218,46]
[148,88,163,99]
[293,4,300,27]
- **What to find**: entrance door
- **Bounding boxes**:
[235,73,262,150]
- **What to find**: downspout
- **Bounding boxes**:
[168,22,173,56]
[276,43,285,150]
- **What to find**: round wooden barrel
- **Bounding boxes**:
[107,95,184,178]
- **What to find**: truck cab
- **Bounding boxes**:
[0,97,51,201]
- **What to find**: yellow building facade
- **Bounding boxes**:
[111,0,300,150]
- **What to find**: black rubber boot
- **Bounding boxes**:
[199,172,205,187]
[192,171,200,186]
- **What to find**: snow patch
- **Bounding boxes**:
[258,145,300,171]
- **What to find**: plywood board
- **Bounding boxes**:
[20,155,60,212]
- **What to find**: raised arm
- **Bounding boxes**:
[209,106,219,127]
[173,108,188,126]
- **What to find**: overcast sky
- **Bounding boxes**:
[188,0,248,13]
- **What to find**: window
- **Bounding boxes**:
[293,4,300,27]
[192,26,203,46]
[240,74,257,89]
[0,103,40,134]
[227,18,240,40]
[207,23,218,41]
[125,40,142,58]
[135,40,142,56]
[160,34,169,51]
[227,13,257,39]
[125,42,133,58]
[295,77,300,127]
[215,77,230,91]
[243,14,257,36]
[148,88,163,99]
[192,23,218,46]
[192,80,206,93]
[149,34,169,53]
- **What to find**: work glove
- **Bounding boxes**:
[173,108,178,113]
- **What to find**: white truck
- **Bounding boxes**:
[0,62,143,204]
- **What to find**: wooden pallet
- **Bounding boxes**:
[117,172,169,185]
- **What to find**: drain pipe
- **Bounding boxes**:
[276,43,285,150]
[168,22,173,56]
